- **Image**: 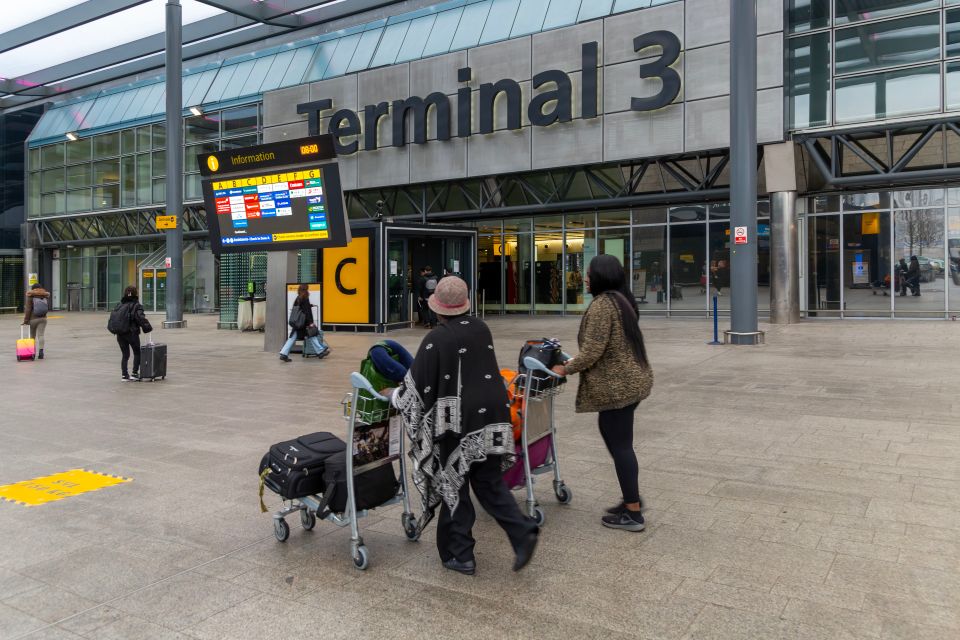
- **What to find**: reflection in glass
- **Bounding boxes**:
[578,0,614,22]
[371,22,410,67]
[534,232,564,313]
[598,210,631,226]
[945,9,960,58]
[93,132,120,159]
[66,164,91,190]
[843,212,892,316]
[478,235,502,313]
[835,64,940,124]
[185,114,220,143]
[511,0,549,37]
[324,33,363,77]
[348,29,383,72]
[479,0,521,45]
[835,0,938,25]
[450,1,492,50]
[946,61,960,111]
[835,13,939,75]
[669,224,707,311]
[542,0,580,30]
[894,209,945,314]
[504,233,532,313]
[788,0,829,33]
[807,215,842,316]
[66,138,92,164]
[670,205,706,222]
[708,222,732,310]
[948,208,960,311]
[223,105,258,136]
[422,9,463,56]
[788,32,831,128]
[632,226,667,310]
[564,227,595,313]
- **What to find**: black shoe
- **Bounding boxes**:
[513,531,539,572]
[442,558,476,575]
[37,349,44,360]
[279,354,291,362]
[605,497,645,515]
[601,510,645,532]
[130,373,141,381]
[317,348,330,359]
[121,374,131,382]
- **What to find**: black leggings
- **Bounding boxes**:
[117,332,141,376]
[598,403,640,504]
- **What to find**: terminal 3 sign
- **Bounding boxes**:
[296,31,681,156]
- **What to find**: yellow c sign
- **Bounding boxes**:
[322,237,370,324]
[207,155,219,172]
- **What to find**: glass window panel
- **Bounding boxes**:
[137,84,166,119]
[946,9,960,58]
[259,50,296,92]
[137,154,151,204]
[66,188,91,213]
[708,222,733,310]
[93,132,120,159]
[304,40,340,81]
[120,129,136,155]
[946,61,960,110]
[153,151,166,178]
[325,33,363,77]
[124,84,157,121]
[844,192,891,209]
[948,208,960,310]
[279,45,317,87]
[893,188,944,208]
[93,185,120,210]
[219,59,258,102]
[221,134,257,150]
[597,210,631,226]
[564,212,594,227]
[239,56,275,96]
[835,64,940,124]
[41,192,65,216]
[152,123,166,149]
[788,32,831,128]
[511,0,549,37]
[578,0,613,22]
[894,209,945,314]
[222,105,258,137]
[503,232,532,312]
[185,141,218,171]
[787,0,829,33]
[121,156,135,207]
[842,211,893,315]
[28,173,41,217]
[81,95,115,129]
[542,0,580,30]
[422,8,463,56]
[66,137,92,164]
[479,0,521,44]
[42,168,65,192]
[103,90,137,125]
[534,231,564,311]
[396,15,435,63]
[185,112,220,143]
[632,225,667,310]
[41,143,64,168]
[599,227,630,267]
[185,69,218,107]
[180,73,202,107]
[185,173,203,201]
[834,14,940,75]
[478,235,502,310]
[371,22,410,66]
[670,205,706,222]
[66,163,91,190]
[835,0,938,26]
[563,227,594,312]
[348,29,383,72]
[503,218,533,231]
[29,148,40,172]
[136,126,151,152]
[93,159,120,185]
[450,1,492,50]
[203,63,240,104]
[613,0,652,14]
[153,178,166,204]
[534,215,563,230]
[633,207,666,225]
[669,223,707,310]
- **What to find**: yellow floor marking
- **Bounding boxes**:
[0,469,131,507]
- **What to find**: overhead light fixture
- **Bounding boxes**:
[65,132,78,141]
[189,106,203,116]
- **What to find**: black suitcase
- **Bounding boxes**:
[140,340,167,381]
[259,431,398,511]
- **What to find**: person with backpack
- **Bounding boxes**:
[550,254,654,532]
[380,276,539,576]
[109,286,153,381]
[418,266,438,328]
[22,283,50,360]
[279,283,328,362]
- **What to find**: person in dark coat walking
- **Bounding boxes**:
[901,256,921,296]
[115,286,153,381]
[279,284,328,362]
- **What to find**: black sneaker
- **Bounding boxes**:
[605,497,645,515]
[279,354,291,362]
[121,375,131,382]
[601,510,645,532]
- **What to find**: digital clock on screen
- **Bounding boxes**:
[300,143,319,155]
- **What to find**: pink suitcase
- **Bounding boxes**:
[16,325,36,361]
[504,436,553,490]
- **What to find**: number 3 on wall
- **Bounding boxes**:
[631,31,682,112]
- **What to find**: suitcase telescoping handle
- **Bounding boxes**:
[21,325,29,340]
[146,332,154,345]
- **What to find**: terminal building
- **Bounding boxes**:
[4,0,960,327]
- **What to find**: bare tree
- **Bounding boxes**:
[898,210,943,257]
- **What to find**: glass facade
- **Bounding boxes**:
[26,106,261,218]
[804,188,959,317]
[474,205,770,316]
[788,1,960,128]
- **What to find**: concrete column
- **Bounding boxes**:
[163,0,185,328]
[770,191,800,324]
[264,251,297,353]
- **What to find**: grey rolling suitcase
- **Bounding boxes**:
[140,335,167,381]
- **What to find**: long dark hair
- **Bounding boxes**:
[583,254,649,368]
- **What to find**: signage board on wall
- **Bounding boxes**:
[286,283,321,320]
[198,135,351,253]
[322,236,371,324]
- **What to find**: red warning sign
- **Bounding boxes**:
[734,226,748,245]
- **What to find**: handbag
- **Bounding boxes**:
[518,338,565,388]
[288,305,306,330]
[306,325,319,338]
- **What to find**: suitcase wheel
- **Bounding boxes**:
[532,505,546,526]
[273,518,290,542]
[353,545,370,570]
[300,509,316,531]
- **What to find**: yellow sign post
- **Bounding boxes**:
[322,236,371,324]
[156,215,178,230]
[0,469,132,507]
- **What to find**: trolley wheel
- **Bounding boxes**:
[273,518,290,542]
[532,506,546,527]
[353,545,370,570]
[402,513,419,541]
[555,484,573,504]
[300,509,316,531]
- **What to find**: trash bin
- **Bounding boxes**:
[237,296,254,331]
[252,297,267,331]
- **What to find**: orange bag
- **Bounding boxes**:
[500,369,524,442]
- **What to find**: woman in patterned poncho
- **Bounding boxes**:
[382,276,538,576]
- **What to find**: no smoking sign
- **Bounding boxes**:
[734,226,748,245]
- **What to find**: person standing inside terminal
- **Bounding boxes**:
[114,286,153,381]
[380,277,538,575]
[22,283,50,360]
[550,254,654,532]
[418,265,438,329]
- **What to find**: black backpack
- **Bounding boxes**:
[107,302,133,335]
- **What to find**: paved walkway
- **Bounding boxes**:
[0,312,958,639]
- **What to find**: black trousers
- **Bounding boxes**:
[117,332,141,376]
[436,453,536,563]
[598,402,640,504]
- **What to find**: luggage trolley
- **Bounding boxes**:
[269,372,418,570]
[511,355,573,526]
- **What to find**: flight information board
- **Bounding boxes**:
[199,136,350,253]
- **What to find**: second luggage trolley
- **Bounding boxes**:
[269,372,418,570]
[510,356,573,525]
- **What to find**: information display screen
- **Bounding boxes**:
[199,136,350,253]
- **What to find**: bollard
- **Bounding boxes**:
[707,293,722,345]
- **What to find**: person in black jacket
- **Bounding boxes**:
[901,256,921,296]
[116,286,153,381]
[279,284,328,362]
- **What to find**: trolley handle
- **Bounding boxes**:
[350,372,389,401]
[560,351,572,362]
[523,356,563,379]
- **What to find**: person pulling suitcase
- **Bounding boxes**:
[108,285,153,381]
